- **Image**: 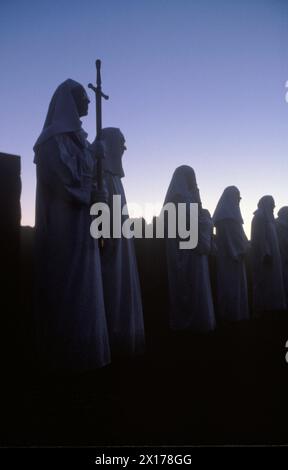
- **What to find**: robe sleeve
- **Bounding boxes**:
[36,135,94,206]
[196,210,213,255]
[276,223,288,264]
[251,215,271,261]
[215,219,248,260]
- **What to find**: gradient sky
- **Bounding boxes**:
[1,0,288,236]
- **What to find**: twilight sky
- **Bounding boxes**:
[1,0,287,236]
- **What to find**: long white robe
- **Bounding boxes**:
[100,172,145,356]
[214,219,249,322]
[251,211,286,313]
[166,208,216,332]
[34,132,111,370]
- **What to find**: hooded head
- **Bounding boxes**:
[254,195,275,221]
[164,165,201,205]
[71,85,90,117]
[277,206,288,227]
[213,186,243,225]
[33,79,89,161]
[100,127,126,178]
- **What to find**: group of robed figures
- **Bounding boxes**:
[33,77,288,371]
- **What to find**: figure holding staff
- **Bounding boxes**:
[34,78,110,370]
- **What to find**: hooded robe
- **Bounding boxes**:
[251,195,286,314]
[99,127,145,356]
[34,79,110,370]
[276,207,288,305]
[213,186,249,322]
[164,165,216,332]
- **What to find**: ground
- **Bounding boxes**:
[1,311,288,447]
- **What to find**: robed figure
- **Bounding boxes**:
[99,127,145,356]
[275,206,288,307]
[213,186,249,322]
[251,195,286,314]
[34,79,111,370]
[164,165,216,332]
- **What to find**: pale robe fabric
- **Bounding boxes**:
[34,79,111,370]
[100,127,145,356]
[251,195,286,314]
[213,186,249,322]
[275,207,288,306]
[164,165,216,332]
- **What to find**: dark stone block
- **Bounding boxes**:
[0,153,22,369]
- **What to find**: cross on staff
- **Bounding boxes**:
[88,59,109,192]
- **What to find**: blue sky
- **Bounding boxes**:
[1,0,287,236]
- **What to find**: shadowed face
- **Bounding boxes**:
[278,207,288,221]
[71,85,90,117]
[99,127,126,177]
[266,197,275,213]
[225,186,241,206]
[234,189,241,205]
[119,132,127,156]
[112,130,127,158]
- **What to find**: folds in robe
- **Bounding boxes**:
[214,219,249,322]
[164,166,216,332]
[276,208,288,305]
[213,186,249,322]
[251,206,286,314]
[34,133,111,370]
[100,127,145,356]
[251,196,286,314]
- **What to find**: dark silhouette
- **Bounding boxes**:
[164,165,216,332]
[1,150,288,448]
[251,195,286,315]
[33,79,111,370]
[275,206,288,306]
[99,127,145,357]
[213,186,250,322]
[0,153,21,370]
